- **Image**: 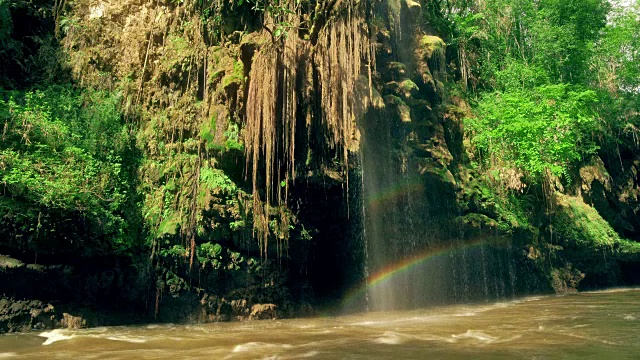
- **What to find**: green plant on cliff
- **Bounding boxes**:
[0,85,139,256]
[468,83,600,182]
[436,0,640,290]
[455,0,639,188]
[239,0,296,38]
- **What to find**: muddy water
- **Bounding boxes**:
[1,289,639,359]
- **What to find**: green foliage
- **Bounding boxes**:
[527,0,608,82]
[468,84,600,181]
[0,1,12,47]
[200,165,237,194]
[432,0,610,89]
[0,1,68,88]
[445,1,640,284]
[223,122,243,151]
[160,244,188,259]
[200,114,244,152]
[494,60,550,91]
[196,242,222,270]
[593,1,640,92]
[242,0,294,39]
[157,240,253,297]
[0,85,138,255]
[200,113,217,146]
[157,211,182,237]
[446,0,640,288]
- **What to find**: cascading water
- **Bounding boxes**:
[240,0,529,312]
[360,111,521,310]
[358,0,522,311]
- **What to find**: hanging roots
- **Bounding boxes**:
[244,0,374,255]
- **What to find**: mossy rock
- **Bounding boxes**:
[419,35,446,60]
[387,61,407,77]
[579,156,610,193]
[551,194,640,287]
[0,256,24,270]
[553,194,620,249]
[384,79,419,99]
[221,60,244,91]
[420,163,456,186]
[550,264,584,293]
[404,0,421,12]
[400,79,419,96]
[383,95,411,122]
[455,213,499,229]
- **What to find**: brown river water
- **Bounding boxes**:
[1,289,639,359]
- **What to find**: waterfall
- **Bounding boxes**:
[241,0,523,311]
[358,0,520,311]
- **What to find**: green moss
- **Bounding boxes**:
[618,239,640,261]
[554,194,620,248]
[157,211,182,237]
[387,61,407,76]
[399,79,419,96]
[419,35,446,59]
[159,35,192,71]
[200,113,217,145]
[221,60,244,89]
[455,213,498,229]
[550,194,640,288]
[199,165,237,194]
[384,95,411,122]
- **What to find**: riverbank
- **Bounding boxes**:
[0,253,314,334]
[2,289,639,359]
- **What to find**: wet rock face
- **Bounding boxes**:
[0,298,56,333]
[197,294,312,322]
[0,297,134,334]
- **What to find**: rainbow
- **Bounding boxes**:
[365,179,425,209]
[341,238,502,308]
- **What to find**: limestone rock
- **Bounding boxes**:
[61,313,87,329]
[249,303,278,320]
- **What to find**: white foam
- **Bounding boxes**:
[582,287,640,294]
[105,336,148,343]
[492,334,522,344]
[451,330,497,343]
[39,329,75,345]
[624,315,636,320]
[297,351,319,357]
[412,334,457,343]
[87,327,109,333]
[232,342,293,353]
[351,315,440,327]
[454,312,477,317]
[350,321,377,326]
[372,331,405,345]
[0,353,18,358]
[562,331,620,345]
[572,324,590,328]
